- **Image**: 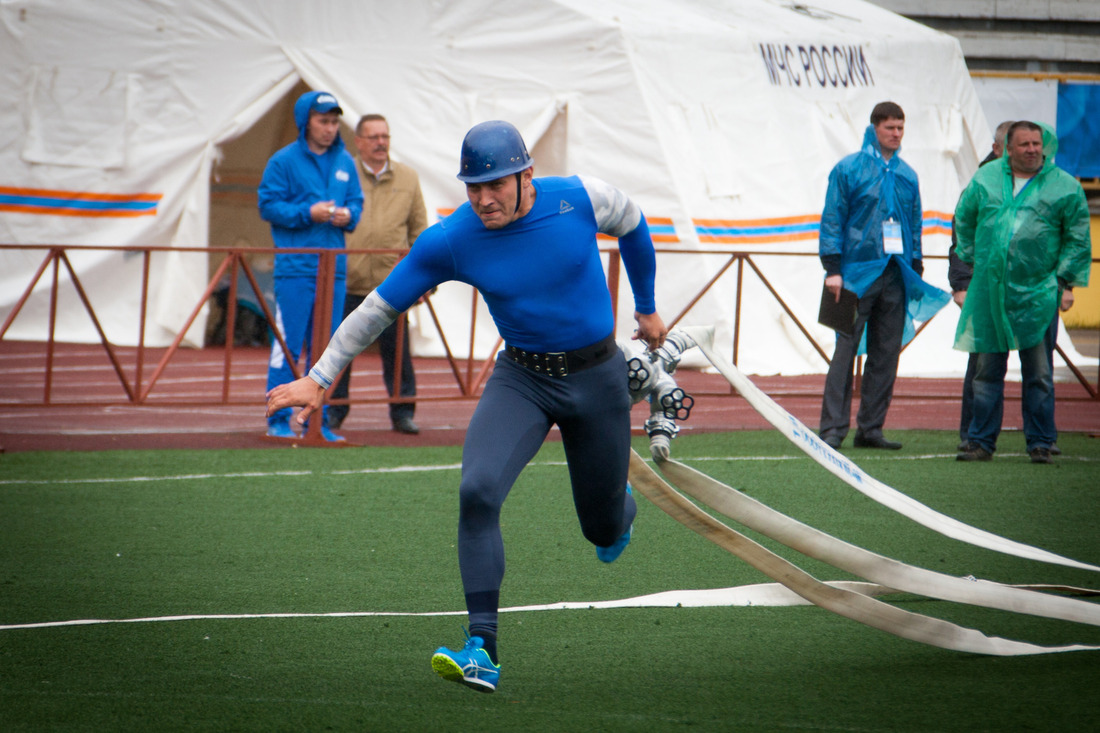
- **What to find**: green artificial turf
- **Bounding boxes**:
[1,431,1098,731]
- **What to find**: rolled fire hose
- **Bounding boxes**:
[628,451,1100,655]
[680,325,1100,573]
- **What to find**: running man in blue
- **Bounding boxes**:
[266,120,667,693]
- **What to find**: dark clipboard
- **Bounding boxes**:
[818,285,859,335]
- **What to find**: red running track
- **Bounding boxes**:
[1,341,1097,453]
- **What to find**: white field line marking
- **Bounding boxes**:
[0,464,460,486]
[4,454,1097,487]
[0,582,894,632]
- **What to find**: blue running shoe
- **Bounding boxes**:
[431,630,500,693]
[320,425,346,442]
[596,485,633,563]
[304,418,346,442]
[266,417,295,439]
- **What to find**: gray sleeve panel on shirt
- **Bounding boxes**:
[578,174,642,237]
[308,292,399,388]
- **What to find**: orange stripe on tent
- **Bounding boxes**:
[0,186,162,202]
[0,204,158,218]
[923,210,953,220]
[596,233,681,242]
[693,214,820,227]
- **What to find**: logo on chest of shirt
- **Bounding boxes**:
[335,170,350,182]
[559,200,574,214]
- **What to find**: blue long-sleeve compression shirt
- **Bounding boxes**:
[308,175,657,388]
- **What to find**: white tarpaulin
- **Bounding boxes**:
[3,0,1062,376]
[971,76,1060,133]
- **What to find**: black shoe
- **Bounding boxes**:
[820,434,843,450]
[393,417,420,435]
[1029,447,1053,464]
[957,440,969,452]
[1049,443,1062,456]
[853,434,902,450]
[957,444,993,462]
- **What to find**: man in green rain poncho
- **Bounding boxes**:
[954,120,1092,464]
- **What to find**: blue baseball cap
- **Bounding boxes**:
[311,93,343,115]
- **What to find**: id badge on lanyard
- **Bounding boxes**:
[882,218,903,255]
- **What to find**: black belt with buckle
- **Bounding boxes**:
[504,333,617,377]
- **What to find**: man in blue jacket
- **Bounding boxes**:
[818,101,943,451]
[258,91,363,441]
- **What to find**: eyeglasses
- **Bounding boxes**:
[358,134,391,141]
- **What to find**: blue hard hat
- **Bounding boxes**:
[456,121,533,183]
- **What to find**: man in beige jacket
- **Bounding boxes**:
[327,114,428,434]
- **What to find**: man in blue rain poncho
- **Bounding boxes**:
[818,101,950,451]
[953,121,1091,464]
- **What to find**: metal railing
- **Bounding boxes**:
[3,243,1097,426]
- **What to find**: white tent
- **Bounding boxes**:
[1,0,1012,376]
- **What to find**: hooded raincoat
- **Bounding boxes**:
[258,91,364,280]
[953,124,1091,353]
[819,125,950,348]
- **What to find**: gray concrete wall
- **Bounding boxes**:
[864,0,1100,72]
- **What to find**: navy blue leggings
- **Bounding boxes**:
[458,349,636,627]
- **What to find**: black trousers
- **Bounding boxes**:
[328,292,416,426]
[460,350,636,632]
[819,260,905,442]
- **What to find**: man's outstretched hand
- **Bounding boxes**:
[266,377,326,425]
